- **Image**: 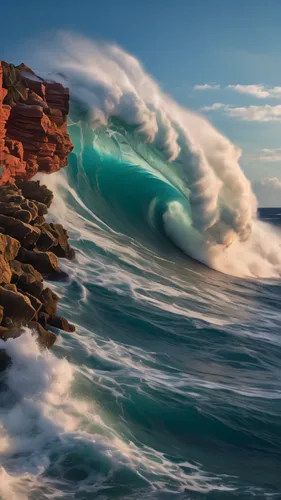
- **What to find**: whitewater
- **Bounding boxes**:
[1,33,281,499]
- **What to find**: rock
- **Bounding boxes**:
[0,234,20,284]
[16,180,53,207]
[40,287,59,316]
[27,321,56,348]
[0,285,36,321]
[22,291,42,315]
[0,233,21,261]
[0,255,12,284]
[38,311,49,329]
[45,223,75,259]
[10,260,43,297]
[47,315,75,332]
[33,215,46,226]
[36,225,58,251]
[33,201,48,216]
[0,214,40,247]
[0,305,3,323]
[17,247,68,278]
[0,321,56,349]
[4,283,17,293]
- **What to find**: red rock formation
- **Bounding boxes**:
[0,61,73,184]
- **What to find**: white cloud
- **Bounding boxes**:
[202,103,281,122]
[227,104,281,121]
[250,149,281,163]
[253,177,281,207]
[227,84,281,99]
[194,83,281,99]
[194,84,220,90]
[201,102,225,111]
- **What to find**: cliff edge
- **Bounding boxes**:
[0,61,73,183]
[0,61,75,355]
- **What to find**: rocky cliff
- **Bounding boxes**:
[0,61,73,183]
[0,61,75,356]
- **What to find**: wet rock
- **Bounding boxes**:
[27,321,57,348]
[46,223,75,260]
[38,311,49,329]
[47,315,75,332]
[40,287,59,316]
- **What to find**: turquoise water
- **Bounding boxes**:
[1,118,281,499]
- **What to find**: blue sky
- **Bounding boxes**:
[1,0,281,197]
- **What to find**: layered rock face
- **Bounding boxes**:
[0,61,73,183]
[0,61,75,353]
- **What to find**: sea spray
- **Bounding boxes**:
[29,32,281,278]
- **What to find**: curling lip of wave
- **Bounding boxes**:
[40,32,256,243]
[34,32,281,278]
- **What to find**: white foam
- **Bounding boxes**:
[30,33,281,278]
[0,331,234,497]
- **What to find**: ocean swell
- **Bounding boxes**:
[31,32,281,278]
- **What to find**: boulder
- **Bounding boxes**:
[36,225,58,251]
[16,180,53,207]
[38,311,49,329]
[0,255,12,284]
[47,315,75,332]
[27,321,57,348]
[10,259,43,297]
[17,247,67,278]
[45,223,75,259]
[0,233,20,261]
[40,287,59,316]
[0,285,36,321]
[0,215,40,247]
[0,234,20,284]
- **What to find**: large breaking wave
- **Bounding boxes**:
[36,33,281,277]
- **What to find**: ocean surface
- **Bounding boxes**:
[1,36,281,499]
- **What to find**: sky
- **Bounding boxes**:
[1,0,281,205]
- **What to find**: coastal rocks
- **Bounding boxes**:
[16,180,53,207]
[0,59,75,365]
[0,61,73,184]
[0,181,75,351]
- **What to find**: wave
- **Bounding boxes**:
[34,32,281,277]
[1,329,239,499]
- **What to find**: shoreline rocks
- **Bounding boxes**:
[0,60,75,363]
[0,182,75,348]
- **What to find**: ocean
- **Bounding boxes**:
[1,36,281,499]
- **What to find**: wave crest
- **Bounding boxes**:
[34,32,281,278]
